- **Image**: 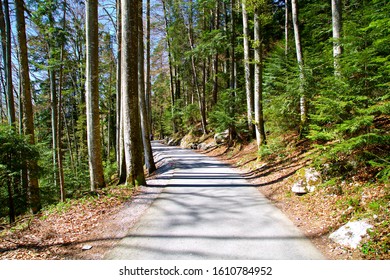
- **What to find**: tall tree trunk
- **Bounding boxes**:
[47,4,59,190]
[7,177,15,223]
[285,0,289,55]
[57,0,67,202]
[187,0,207,135]
[332,0,342,75]
[0,0,15,126]
[161,0,177,134]
[228,0,236,145]
[254,7,266,148]
[116,0,126,184]
[242,0,254,138]
[138,0,156,174]
[211,1,219,107]
[48,14,58,189]
[85,0,105,191]
[15,0,41,213]
[146,0,152,128]
[121,0,146,187]
[291,0,307,135]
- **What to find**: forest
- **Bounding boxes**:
[0,0,389,259]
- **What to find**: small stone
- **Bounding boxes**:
[82,245,93,250]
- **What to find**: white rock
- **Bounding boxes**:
[329,220,373,249]
[291,179,307,194]
[82,245,93,250]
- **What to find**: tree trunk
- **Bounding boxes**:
[332,0,342,75]
[291,0,307,134]
[242,0,254,138]
[187,0,207,135]
[254,8,266,148]
[146,0,152,128]
[57,0,67,202]
[116,0,126,184]
[0,0,16,126]
[138,0,156,174]
[121,0,146,187]
[161,0,177,134]
[7,177,15,223]
[228,0,236,145]
[49,42,58,191]
[285,0,289,56]
[85,0,105,191]
[15,0,41,213]
[211,1,219,107]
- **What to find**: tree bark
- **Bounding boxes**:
[138,0,156,174]
[211,1,219,107]
[116,0,127,184]
[332,0,342,75]
[285,0,289,56]
[291,0,307,134]
[161,0,177,134]
[121,0,146,187]
[0,0,15,126]
[85,0,105,191]
[15,0,41,213]
[146,0,152,128]
[187,0,207,135]
[57,0,67,202]
[254,7,266,148]
[242,0,254,138]
[48,7,58,190]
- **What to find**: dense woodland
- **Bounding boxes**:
[0,0,389,251]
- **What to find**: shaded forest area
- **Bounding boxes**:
[0,0,389,259]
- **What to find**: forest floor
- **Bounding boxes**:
[0,138,388,260]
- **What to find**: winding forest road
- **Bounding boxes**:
[105,142,324,260]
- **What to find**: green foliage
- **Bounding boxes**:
[208,90,236,133]
[0,125,40,219]
[263,45,301,133]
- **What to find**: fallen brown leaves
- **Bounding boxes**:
[0,187,133,260]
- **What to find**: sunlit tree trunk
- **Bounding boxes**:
[47,7,58,191]
[332,0,342,75]
[211,1,219,107]
[138,0,156,174]
[242,0,254,138]
[285,0,289,55]
[122,0,146,187]
[254,7,266,148]
[146,0,152,128]
[187,0,207,135]
[15,0,41,213]
[85,0,105,191]
[116,0,126,184]
[291,0,307,135]
[161,0,177,134]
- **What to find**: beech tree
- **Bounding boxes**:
[121,0,146,187]
[138,0,156,174]
[85,0,105,191]
[15,0,41,213]
[242,0,254,137]
[291,0,307,135]
[253,4,266,147]
[331,0,342,75]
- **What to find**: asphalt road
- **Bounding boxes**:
[105,142,324,260]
